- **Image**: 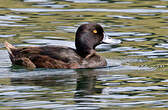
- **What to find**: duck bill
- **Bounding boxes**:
[102,33,121,44]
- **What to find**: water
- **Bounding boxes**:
[1,0,168,109]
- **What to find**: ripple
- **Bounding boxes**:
[152,5,167,8]
[33,30,54,33]
[102,86,166,93]
[24,0,49,2]
[2,101,62,109]
[111,47,139,51]
[126,50,168,56]
[88,94,153,99]
[123,38,147,42]
[78,100,168,108]
[97,46,140,53]
[106,15,135,19]
[155,43,168,49]
[0,68,75,79]
[57,26,76,33]
[107,32,152,37]
[98,74,129,81]
[0,50,10,67]
[0,15,31,27]
[65,0,107,3]
[0,24,33,27]
[15,44,41,47]
[0,85,49,91]
[43,36,69,40]
[0,34,16,38]
[33,3,69,8]
[0,21,15,24]
[0,15,28,21]
[111,25,129,28]
[138,13,157,16]
[101,65,152,71]
[113,1,133,4]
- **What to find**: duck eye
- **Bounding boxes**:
[93,29,97,34]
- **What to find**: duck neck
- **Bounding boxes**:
[76,46,94,58]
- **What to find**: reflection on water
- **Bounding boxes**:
[1,0,168,109]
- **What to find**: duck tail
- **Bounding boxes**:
[4,41,16,60]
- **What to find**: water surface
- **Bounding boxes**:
[1,0,168,109]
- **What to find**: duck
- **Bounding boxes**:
[4,23,118,69]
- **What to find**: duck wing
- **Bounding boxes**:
[4,42,81,69]
[39,46,82,63]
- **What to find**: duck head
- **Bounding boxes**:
[75,23,116,58]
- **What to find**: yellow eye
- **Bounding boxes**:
[93,29,97,34]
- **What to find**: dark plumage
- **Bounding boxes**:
[4,23,113,69]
